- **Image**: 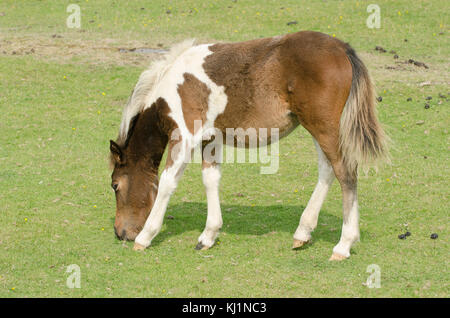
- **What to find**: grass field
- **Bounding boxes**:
[0,0,448,297]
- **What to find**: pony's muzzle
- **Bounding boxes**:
[114,225,122,240]
[114,225,137,241]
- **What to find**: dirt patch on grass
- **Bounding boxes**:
[0,34,168,67]
[359,52,449,88]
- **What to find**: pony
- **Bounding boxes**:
[109,31,388,260]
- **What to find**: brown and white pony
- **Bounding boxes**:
[109,31,388,260]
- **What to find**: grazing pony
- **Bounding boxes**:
[109,31,388,260]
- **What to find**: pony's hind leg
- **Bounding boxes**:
[299,129,359,260]
[196,142,223,250]
[293,138,335,249]
[329,160,359,260]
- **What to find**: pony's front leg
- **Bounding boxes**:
[196,141,223,250]
[133,140,190,250]
[196,161,222,250]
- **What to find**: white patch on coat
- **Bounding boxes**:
[119,40,228,150]
[143,43,228,148]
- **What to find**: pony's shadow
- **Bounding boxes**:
[124,202,358,248]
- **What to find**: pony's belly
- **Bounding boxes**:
[215,111,299,148]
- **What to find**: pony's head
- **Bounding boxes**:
[109,139,160,240]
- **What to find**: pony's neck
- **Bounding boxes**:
[125,105,169,173]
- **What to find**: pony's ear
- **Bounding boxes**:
[110,140,125,165]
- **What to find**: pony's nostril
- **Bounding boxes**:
[121,229,127,240]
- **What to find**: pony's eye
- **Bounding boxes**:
[112,183,119,192]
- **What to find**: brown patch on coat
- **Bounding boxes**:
[204,31,351,162]
[278,31,352,166]
[177,73,211,134]
[204,36,299,145]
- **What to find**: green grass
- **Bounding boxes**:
[0,0,448,297]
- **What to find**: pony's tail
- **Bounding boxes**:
[339,46,389,172]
